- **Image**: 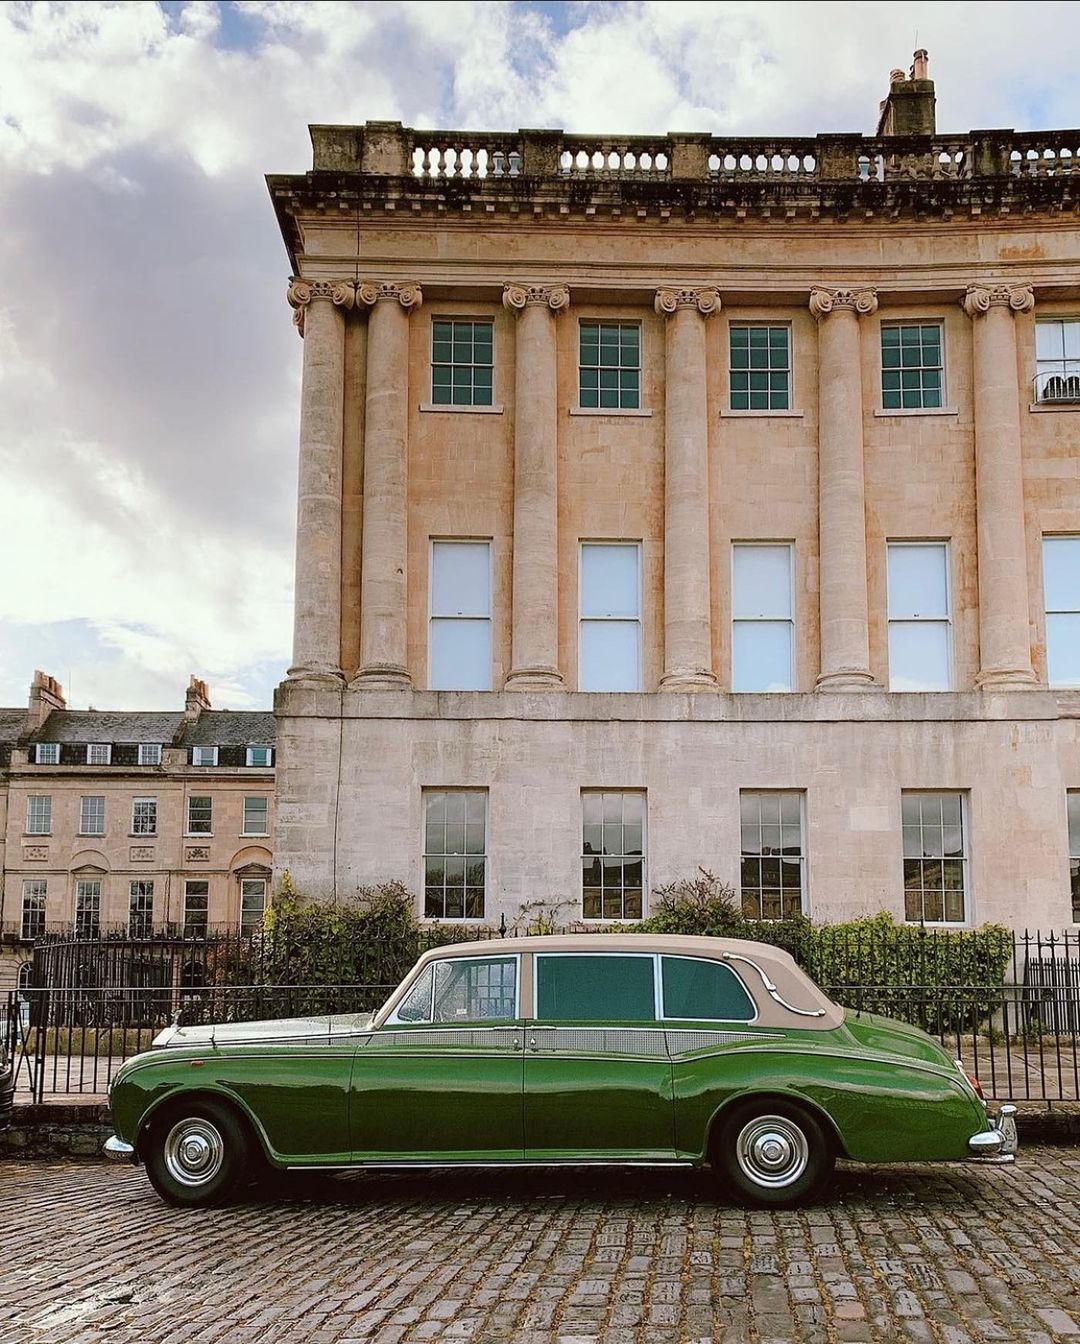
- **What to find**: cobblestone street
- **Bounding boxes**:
[2,1152,1080,1344]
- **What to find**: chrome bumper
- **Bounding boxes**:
[103,1134,136,1163]
[967,1104,1018,1164]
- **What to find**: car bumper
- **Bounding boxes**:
[103,1134,136,1163]
[967,1104,1018,1164]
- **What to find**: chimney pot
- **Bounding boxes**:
[184,675,212,719]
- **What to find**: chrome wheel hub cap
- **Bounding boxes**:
[736,1115,809,1189]
[163,1118,225,1187]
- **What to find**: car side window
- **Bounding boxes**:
[432,957,518,1022]
[660,956,755,1022]
[393,965,434,1023]
[536,954,656,1021]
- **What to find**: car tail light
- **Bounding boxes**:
[955,1059,985,1100]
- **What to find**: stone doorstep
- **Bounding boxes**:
[3,1099,1080,1163]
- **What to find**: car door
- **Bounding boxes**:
[350,954,524,1161]
[523,952,676,1160]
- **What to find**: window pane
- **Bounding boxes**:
[661,957,755,1022]
[431,541,490,617]
[888,621,951,691]
[1036,321,1065,360]
[433,957,516,1022]
[1043,538,1079,613]
[430,619,492,691]
[580,621,640,692]
[1047,613,1080,686]
[888,544,949,619]
[536,955,655,1021]
[733,621,793,692]
[396,965,434,1022]
[581,544,639,618]
[1069,793,1080,856]
[732,545,792,619]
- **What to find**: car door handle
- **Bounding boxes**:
[528,1036,538,1051]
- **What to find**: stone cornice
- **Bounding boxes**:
[961,283,1036,317]
[502,283,570,313]
[809,286,879,319]
[654,287,721,316]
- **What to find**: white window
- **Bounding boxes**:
[183,880,210,936]
[74,880,101,938]
[1035,320,1080,402]
[79,795,105,836]
[240,878,267,933]
[35,743,59,765]
[245,746,273,768]
[138,743,162,766]
[429,540,492,691]
[187,795,212,834]
[579,542,642,692]
[740,791,806,920]
[21,880,46,941]
[192,745,218,766]
[887,542,952,691]
[86,743,111,765]
[242,795,268,836]
[132,797,157,836]
[903,791,968,925]
[1044,537,1080,687]
[26,795,51,835]
[732,544,794,692]
[129,881,154,938]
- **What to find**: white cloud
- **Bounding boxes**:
[0,0,1074,708]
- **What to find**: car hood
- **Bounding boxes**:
[842,1009,956,1070]
[152,1011,374,1049]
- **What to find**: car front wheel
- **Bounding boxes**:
[143,1099,250,1208]
[712,1101,835,1207]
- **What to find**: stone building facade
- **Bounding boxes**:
[268,56,1080,933]
[0,672,276,991]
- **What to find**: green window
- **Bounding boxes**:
[431,319,493,406]
[881,324,943,410]
[729,325,790,410]
[661,956,755,1022]
[579,322,640,409]
[535,954,656,1021]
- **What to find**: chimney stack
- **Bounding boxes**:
[184,675,212,720]
[877,49,936,137]
[28,669,66,731]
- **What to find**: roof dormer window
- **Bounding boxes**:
[245,746,273,768]
[86,743,111,766]
[191,745,219,766]
[35,743,59,765]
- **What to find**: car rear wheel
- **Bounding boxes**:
[143,1099,250,1208]
[712,1101,835,1208]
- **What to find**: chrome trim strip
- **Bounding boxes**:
[286,1159,696,1171]
[721,952,826,1018]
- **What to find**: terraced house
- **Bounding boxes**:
[268,54,1080,933]
[0,672,276,991]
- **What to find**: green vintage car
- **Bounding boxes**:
[105,933,1017,1208]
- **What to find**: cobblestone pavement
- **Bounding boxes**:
[2,1152,1080,1344]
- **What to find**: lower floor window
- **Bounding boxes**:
[241,878,267,933]
[1069,792,1080,925]
[903,791,967,924]
[740,791,805,920]
[424,790,486,920]
[129,881,154,938]
[74,880,101,938]
[21,880,46,941]
[581,790,645,921]
[183,880,210,937]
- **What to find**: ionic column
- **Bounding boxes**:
[502,283,569,689]
[352,281,423,690]
[962,284,1038,688]
[809,286,877,690]
[285,278,355,684]
[655,287,720,691]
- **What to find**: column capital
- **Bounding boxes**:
[961,283,1035,318]
[502,283,570,314]
[654,287,721,317]
[356,280,423,311]
[287,278,358,335]
[808,286,878,320]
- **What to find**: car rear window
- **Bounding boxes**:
[535,954,656,1021]
[660,956,755,1022]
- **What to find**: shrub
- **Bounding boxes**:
[633,869,810,959]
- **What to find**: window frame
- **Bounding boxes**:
[21,879,47,942]
[240,878,267,934]
[577,320,642,411]
[182,879,210,936]
[25,794,52,836]
[427,538,494,692]
[659,954,759,1024]
[728,322,792,412]
[242,795,269,837]
[886,540,954,692]
[1068,791,1080,926]
[880,321,946,411]
[34,743,59,765]
[191,745,219,767]
[738,789,808,921]
[1043,535,1080,688]
[128,880,154,938]
[421,787,488,922]
[131,796,157,836]
[901,790,970,927]
[245,746,273,768]
[79,795,106,837]
[429,316,495,409]
[386,953,522,1026]
[578,540,643,693]
[186,794,213,836]
[85,743,112,766]
[533,950,660,1020]
[580,789,647,923]
[731,542,795,693]
[137,742,162,767]
[1034,318,1080,403]
[74,879,101,938]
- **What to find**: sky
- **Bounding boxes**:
[1,0,1077,712]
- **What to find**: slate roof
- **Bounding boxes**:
[0,710,25,745]
[176,710,276,748]
[23,708,276,748]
